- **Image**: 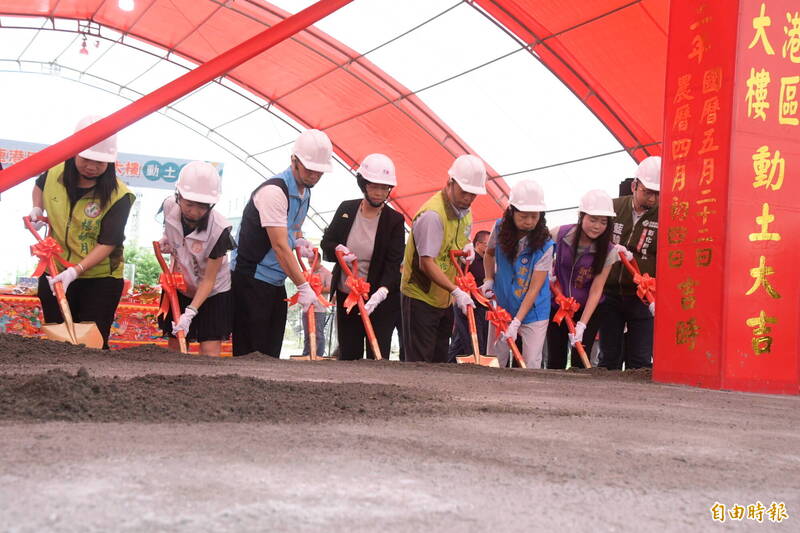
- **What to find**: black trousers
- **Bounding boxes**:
[336,291,397,360]
[546,308,601,369]
[448,304,488,359]
[598,293,654,369]
[401,295,454,363]
[231,270,287,357]
[37,275,123,349]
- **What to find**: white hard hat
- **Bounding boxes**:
[177,161,221,204]
[509,179,546,212]
[448,154,487,195]
[578,189,616,217]
[292,129,333,173]
[75,115,118,163]
[357,153,396,186]
[634,156,661,191]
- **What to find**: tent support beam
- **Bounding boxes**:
[0,0,353,193]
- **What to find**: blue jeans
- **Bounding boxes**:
[302,310,330,356]
[598,293,653,369]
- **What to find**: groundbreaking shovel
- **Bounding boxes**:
[288,246,333,361]
[550,280,591,369]
[153,241,188,354]
[24,216,104,349]
[336,249,382,360]
[450,250,499,368]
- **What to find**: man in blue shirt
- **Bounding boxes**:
[231,129,334,357]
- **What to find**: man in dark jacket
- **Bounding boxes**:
[320,154,405,360]
[599,156,660,369]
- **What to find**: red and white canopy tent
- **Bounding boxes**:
[0,0,667,228]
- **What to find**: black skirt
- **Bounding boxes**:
[158,290,233,342]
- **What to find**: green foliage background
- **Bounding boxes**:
[124,243,161,286]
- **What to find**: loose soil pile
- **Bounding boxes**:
[0,332,653,425]
[0,368,449,423]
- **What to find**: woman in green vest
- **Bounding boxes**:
[28,115,135,349]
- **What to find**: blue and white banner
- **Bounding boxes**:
[0,138,224,191]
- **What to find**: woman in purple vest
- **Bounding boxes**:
[546,190,628,369]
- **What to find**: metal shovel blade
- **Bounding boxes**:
[41,321,103,349]
[455,354,500,367]
[290,354,333,361]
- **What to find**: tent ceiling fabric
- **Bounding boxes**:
[0,0,667,226]
[472,0,667,163]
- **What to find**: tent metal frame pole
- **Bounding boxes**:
[0,0,354,193]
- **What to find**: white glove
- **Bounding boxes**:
[158,236,174,255]
[479,279,494,299]
[296,281,318,311]
[364,286,388,315]
[502,318,521,342]
[462,242,475,263]
[335,243,357,263]
[295,237,314,259]
[649,301,655,317]
[613,244,633,262]
[28,206,45,230]
[47,266,79,294]
[451,287,474,315]
[172,306,197,335]
[568,321,586,346]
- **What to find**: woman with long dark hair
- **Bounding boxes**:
[28,115,135,348]
[546,190,627,368]
[481,180,553,368]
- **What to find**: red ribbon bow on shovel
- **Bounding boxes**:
[455,272,489,307]
[449,250,489,307]
[553,292,580,326]
[30,237,74,277]
[343,275,370,314]
[286,248,332,309]
[486,300,526,368]
[486,305,513,343]
[618,251,656,305]
[157,270,187,319]
[633,272,656,304]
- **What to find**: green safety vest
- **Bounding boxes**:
[401,190,472,309]
[42,162,135,279]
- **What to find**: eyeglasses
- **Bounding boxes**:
[636,184,659,198]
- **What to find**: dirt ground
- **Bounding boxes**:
[0,333,798,532]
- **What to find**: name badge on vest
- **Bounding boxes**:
[84,202,101,218]
[521,257,529,265]
[191,242,203,254]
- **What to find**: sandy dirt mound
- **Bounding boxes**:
[0,367,448,423]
